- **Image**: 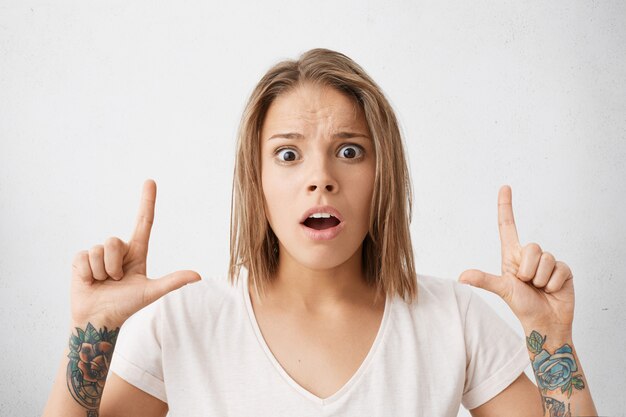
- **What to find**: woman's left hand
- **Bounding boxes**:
[458,185,575,332]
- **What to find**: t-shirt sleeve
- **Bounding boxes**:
[108,299,167,403]
[460,288,530,410]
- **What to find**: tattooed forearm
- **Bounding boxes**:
[526,330,587,417]
[66,322,119,416]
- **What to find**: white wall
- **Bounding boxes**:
[1,1,624,415]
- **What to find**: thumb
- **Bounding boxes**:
[144,270,202,305]
[458,269,509,299]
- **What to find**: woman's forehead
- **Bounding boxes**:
[262,84,367,136]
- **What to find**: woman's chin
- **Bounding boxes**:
[278,245,360,272]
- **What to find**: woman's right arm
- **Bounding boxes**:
[41,180,201,416]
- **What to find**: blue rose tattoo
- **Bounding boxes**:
[526,330,586,416]
[532,344,577,390]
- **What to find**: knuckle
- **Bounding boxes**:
[72,250,89,268]
[556,261,573,276]
[541,251,556,262]
[73,250,88,261]
[138,213,154,226]
[524,242,542,254]
[89,244,104,256]
[104,236,122,249]
[498,218,514,227]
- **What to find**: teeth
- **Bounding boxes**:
[308,213,334,219]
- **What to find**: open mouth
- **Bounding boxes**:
[302,217,341,230]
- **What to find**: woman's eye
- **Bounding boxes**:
[337,144,364,159]
[275,148,299,162]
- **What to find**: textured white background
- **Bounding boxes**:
[1,1,624,416]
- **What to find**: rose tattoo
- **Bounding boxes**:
[67,323,119,412]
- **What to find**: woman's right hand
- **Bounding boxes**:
[70,179,201,327]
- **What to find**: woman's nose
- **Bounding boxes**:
[307,158,339,193]
[307,182,336,193]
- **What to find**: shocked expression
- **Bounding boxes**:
[260,82,376,271]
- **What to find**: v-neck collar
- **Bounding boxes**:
[241,270,392,406]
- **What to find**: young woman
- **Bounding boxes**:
[43,48,598,417]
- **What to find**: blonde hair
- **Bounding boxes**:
[228,48,417,304]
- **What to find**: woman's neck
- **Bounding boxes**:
[259,245,378,315]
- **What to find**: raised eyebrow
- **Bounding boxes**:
[332,131,371,140]
[267,132,371,140]
[267,133,304,140]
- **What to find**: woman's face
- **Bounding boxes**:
[260,82,376,271]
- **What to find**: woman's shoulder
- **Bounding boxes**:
[416,272,472,297]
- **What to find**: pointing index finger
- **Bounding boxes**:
[130,179,157,257]
[498,185,520,251]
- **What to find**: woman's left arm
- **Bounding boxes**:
[459,185,598,417]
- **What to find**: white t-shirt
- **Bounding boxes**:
[109,269,530,416]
